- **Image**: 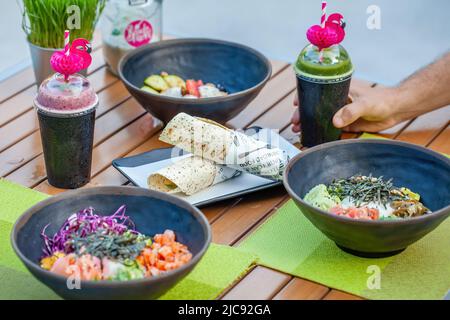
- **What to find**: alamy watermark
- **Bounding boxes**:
[366,265,381,290]
[66,265,81,290]
[66,5,81,30]
[367,5,381,30]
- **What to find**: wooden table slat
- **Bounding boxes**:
[427,124,450,154]
[221,266,291,300]
[0,110,38,153]
[201,198,242,224]
[227,67,296,129]
[323,289,364,300]
[251,90,296,130]
[394,105,450,145]
[272,278,330,300]
[270,60,289,78]
[211,187,288,245]
[0,67,35,104]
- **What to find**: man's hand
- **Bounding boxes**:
[292,86,403,133]
[332,86,407,132]
[292,52,450,134]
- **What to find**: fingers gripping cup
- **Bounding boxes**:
[34,31,97,189]
[294,2,353,147]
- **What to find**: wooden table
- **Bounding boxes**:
[1,35,449,300]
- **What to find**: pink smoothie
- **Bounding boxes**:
[36,73,97,113]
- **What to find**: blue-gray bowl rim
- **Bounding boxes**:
[10,186,211,287]
[283,138,450,226]
[118,38,272,104]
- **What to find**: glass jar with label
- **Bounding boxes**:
[100,0,163,75]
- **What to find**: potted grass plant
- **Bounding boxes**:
[20,0,106,85]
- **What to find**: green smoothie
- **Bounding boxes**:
[294,44,354,147]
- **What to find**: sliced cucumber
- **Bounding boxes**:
[163,75,186,89]
[141,85,160,94]
[144,75,169,92]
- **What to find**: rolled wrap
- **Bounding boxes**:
[159,113,289,180]
[148,156,240,195]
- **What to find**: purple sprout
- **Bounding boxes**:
[41,205,137,257]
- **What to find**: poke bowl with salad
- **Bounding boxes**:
[11,186,211,300]
[283,139,450,258]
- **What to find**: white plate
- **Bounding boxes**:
[113,127,300,206]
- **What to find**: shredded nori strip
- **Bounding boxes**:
[327,174,407,207]
[69,229,150,262]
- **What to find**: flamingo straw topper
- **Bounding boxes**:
[50,30,92,81]
[306,1,346,51]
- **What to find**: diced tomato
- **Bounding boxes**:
[329,205,379,220]
[330,206,344,215]
[186,79,200,97]
[368,208,379,220]
[136,230,192,276]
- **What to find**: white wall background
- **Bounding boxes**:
[163,0,450,85]
[1,0,450,85]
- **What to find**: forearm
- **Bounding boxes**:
[390,52,450,120]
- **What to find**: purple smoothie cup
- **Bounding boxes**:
[34,73,98,189]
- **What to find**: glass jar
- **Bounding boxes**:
[101,0,163,75]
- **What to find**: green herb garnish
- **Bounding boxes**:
[327,174,407,207]
[69,229,149,262]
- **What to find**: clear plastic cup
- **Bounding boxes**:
[294,44,353,147]
[34,73,98,189]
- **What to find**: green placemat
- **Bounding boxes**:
[0,178,256,300]
[238,134,450,300]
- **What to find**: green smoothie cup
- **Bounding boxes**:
[294,44,353,147]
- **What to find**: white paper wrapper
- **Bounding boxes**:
[159,113,289,180]
[148,156,240,195]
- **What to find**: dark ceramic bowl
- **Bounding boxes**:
[11,186,211,299]
[118,38,272,124]
[283,139,450,258]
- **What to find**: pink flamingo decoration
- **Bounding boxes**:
[306,1,346,51]
[50,30,92,81]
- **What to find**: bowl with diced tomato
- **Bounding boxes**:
[283,139,450,258]
[118,38,272,124]
[11,186,211,300]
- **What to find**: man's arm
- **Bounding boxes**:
[331,51,450,132]
[394,52,450,120]
[292,52,450,133]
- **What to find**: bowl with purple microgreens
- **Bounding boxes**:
[11,186,211,300]
[283,139,450,258]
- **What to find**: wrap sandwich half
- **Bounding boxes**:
[148,155,240,195]
[159,113,289,181]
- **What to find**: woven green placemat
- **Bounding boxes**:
[238,134,450,300]
[0,178,256,300]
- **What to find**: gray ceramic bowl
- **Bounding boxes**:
[11,186,211,299]
[118,38,272,124]
[283,139,450,258]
